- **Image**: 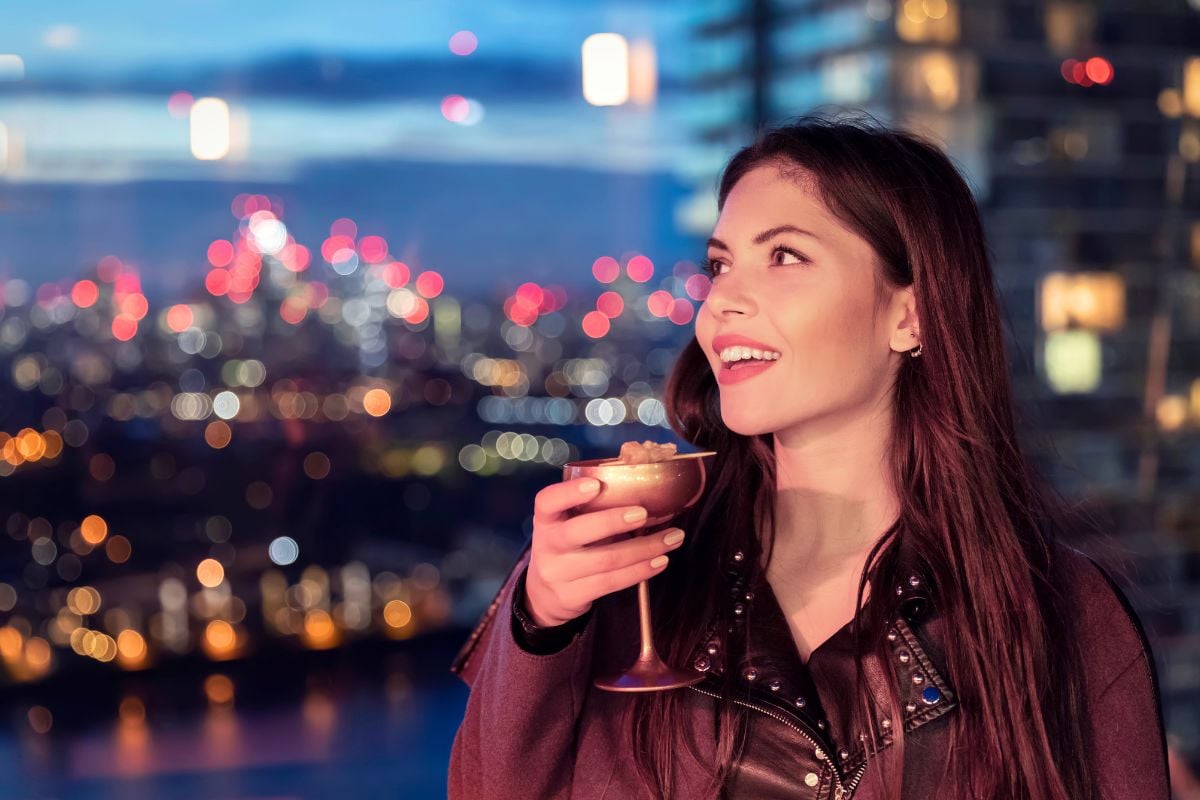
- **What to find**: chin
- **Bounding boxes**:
[719,414,776,438]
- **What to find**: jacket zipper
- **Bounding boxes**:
[689,683,868,799]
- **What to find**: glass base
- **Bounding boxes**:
[594,655,706,692]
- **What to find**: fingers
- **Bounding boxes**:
[559,505,651,549]
[533,477,602,525]
[552,527,686,583]
[567,553,672,606]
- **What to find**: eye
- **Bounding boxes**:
[772,245,811,266]
[701,246,810,278]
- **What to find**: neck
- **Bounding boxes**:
[759,406,900,584]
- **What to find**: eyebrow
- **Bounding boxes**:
[707,224,820,252]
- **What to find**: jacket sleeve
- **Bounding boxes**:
[447,542,597,800]
[1083,556,1171,800]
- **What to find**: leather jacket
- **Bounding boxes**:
[687,542,957,799]
[449,534,1170,799]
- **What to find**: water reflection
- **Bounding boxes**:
[0,641,468,800]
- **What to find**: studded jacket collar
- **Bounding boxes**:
[685,539,958,799]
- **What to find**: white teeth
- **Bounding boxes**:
[719,346,781,364]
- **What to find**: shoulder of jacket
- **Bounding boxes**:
[1051,540,1158,689]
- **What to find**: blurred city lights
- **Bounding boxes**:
[582,33,630,106]
[449,30,478,56]
[269,536,300,566]
[190,97,232,160]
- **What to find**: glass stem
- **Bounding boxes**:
[636,579,660,662]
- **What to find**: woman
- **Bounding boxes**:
[448,113,1170,799]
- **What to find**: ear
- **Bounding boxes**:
[888,285,920,354]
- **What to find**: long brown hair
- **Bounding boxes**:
[632,111,1105,799]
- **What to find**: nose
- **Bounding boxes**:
[703,272,755,319]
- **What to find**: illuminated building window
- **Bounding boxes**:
[1039,271,1126,332]
[896,0,959,44]
[1043,329,1102,394]
[898,51,977,110]
[1044,2,1096,54]
[1184,57,1200,118]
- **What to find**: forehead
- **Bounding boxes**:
[715,163,834,231]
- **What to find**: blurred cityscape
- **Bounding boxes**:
[1,1,1200,798]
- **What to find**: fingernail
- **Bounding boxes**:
[623,507,648,522]
[663,529,685,546]
[650,555,669,569]
[579,478,600,493]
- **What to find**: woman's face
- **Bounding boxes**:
[694,163,916,439]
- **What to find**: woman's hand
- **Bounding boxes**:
[522,477,687,627]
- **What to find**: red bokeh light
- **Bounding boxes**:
[206,269,231,296]
[582,310,611,338]
[626,254,654,283]
[592,256,620,284]
[1085,56,1113,85]
[280,297,308,325]
[382,261,411,288]
[685,274,712,301]
[280,242,311,272]
[111,315,138,341]
[208,240,235,268]
[406,296,430,324]
[596,290,624,318]
[449,30,478,56]
[121,293,149,320]
[330,218,358,239]
[515,282,543,308]
[647,290,674,317]
[71,280,99,308]
[359,235,389,263]
[506,295,539,327]
[441,95,470,123]
[668,298,695,325]
[322,235,355,263]
[166,304,194,333]
[415,270,444,299]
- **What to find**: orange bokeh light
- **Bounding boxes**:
[363,388,392,417]
[80,514,108,545]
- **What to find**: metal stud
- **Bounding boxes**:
[744,591,755,601]
[818,719,827,730]
[839,748,850,760]
[768,679,782,692]
[880,718,892,729]
[742,666,758,681]
[804,772,819,787]
[912,673,925,685]
[706,642,719,655]
[795,696,807,708]
[693,655,711,672]
[886,629,898,643]
[732,550,745,563]
[733,602,745,616]
[895,584,904,596]
[897,650,910,664]
[908,574,921,588]
[905,701,917,713]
